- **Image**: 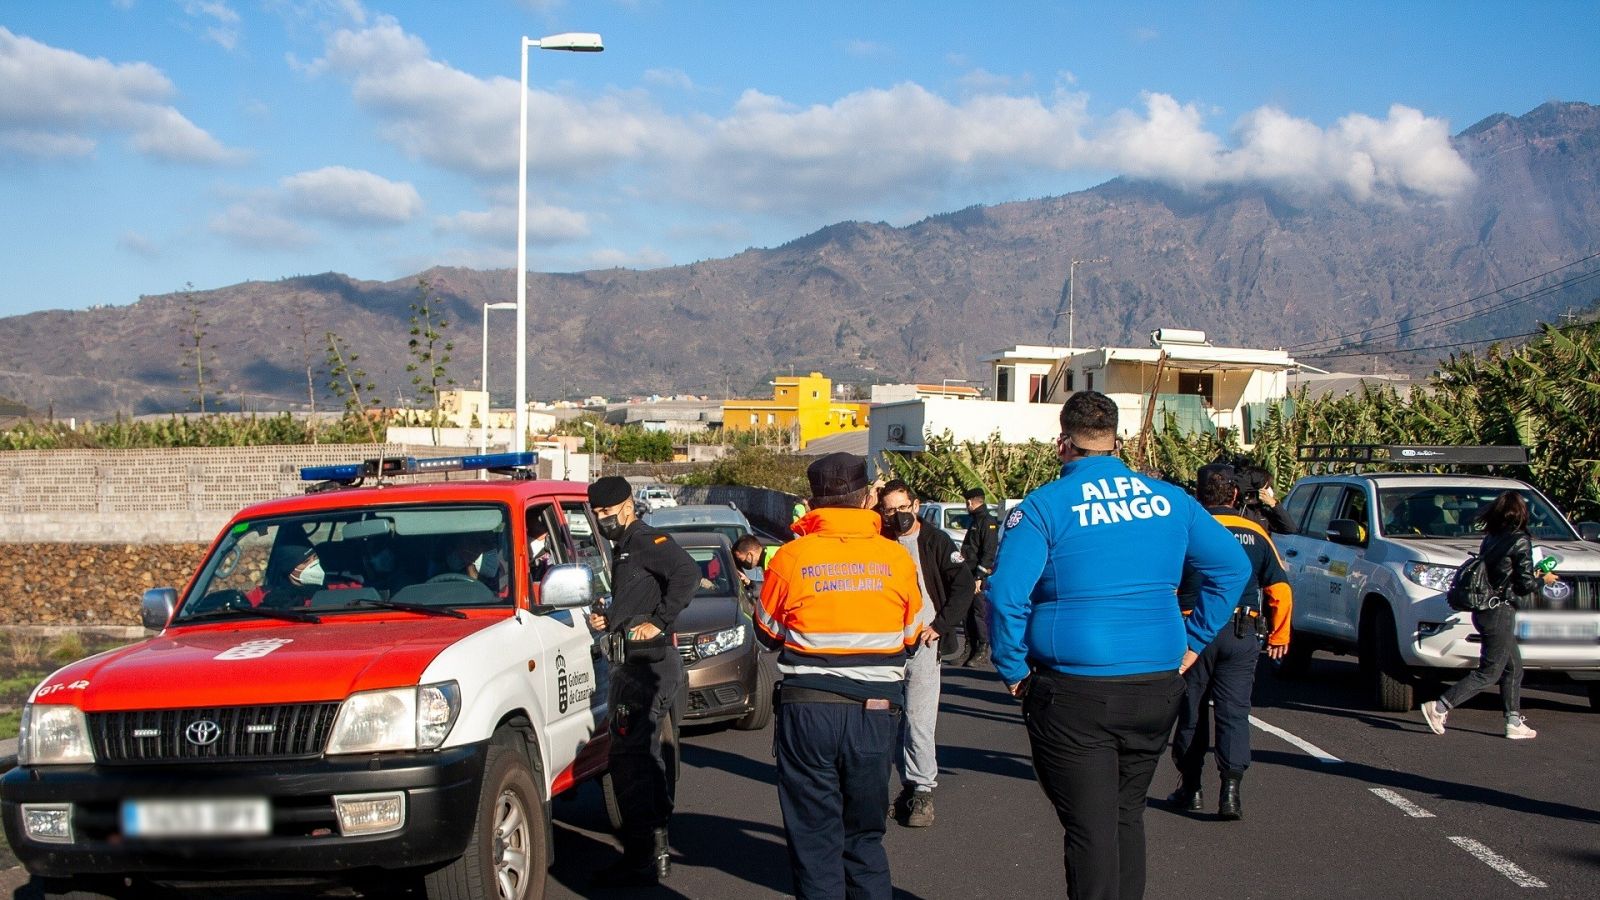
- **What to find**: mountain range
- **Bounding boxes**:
[3,101,1598,419]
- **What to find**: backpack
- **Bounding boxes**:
[1445,553,1503,612]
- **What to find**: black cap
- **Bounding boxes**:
[962,486,987,501]
[587,475,632,509]
[807,452,869,498]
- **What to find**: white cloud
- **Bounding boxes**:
[209,203,316,250]
[303,14,1474,249]
[584,247,672,270]
[280,165,422,224]
[310,15,673,178]
[117,231,161,259]
[643,68,695,92]
[182,1,242,51]
[435,202,589,242]
[0,26,240,164]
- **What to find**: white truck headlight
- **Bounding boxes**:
[1403,562,1457,593]
[695,625,747,659]
[18,704,95,766]
[326,682,460,755]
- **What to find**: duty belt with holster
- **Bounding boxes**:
[1233,606,1268,640]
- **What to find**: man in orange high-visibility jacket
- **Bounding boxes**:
[756,452,924,900]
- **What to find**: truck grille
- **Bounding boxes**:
[88,702,341,765]
[1521,576,1600,612]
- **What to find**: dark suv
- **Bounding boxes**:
[665,532,775,730]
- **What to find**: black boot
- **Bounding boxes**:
[964,642,991,668]
[592,829,659,888]
[1218,771,1243,821]
[1166,780,1203,812]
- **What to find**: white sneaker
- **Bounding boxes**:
[1505,715,1537,740]
[1420,700,1448,734]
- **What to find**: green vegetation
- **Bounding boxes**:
[1,631,136,740]
[678,446,811,495]
[0,412,386,450]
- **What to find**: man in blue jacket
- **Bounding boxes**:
[987,391,1250,900]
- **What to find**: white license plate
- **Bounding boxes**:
[122,798,270,838]
[1516,615,1600,643]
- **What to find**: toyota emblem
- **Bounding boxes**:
[185,719,222,747]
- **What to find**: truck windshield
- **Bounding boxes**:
[1376,487,1575,541]
[175,503,514,623]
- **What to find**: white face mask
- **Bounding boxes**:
[474,550,502,580]
[291,556,326,587]
[529,537,547,558]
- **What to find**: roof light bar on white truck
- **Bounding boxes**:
[1297,444,1529,467]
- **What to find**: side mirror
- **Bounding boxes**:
[141,588,177,630]
[1326,519,1366,547]
[1578,522,1600,543]
[538,563,594,610]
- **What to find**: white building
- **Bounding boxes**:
[869,329,1298,470]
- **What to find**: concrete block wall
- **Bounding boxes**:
[0,444,472,543]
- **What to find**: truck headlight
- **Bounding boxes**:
[18,704,95,766]
[695,625,747,659]
[326,682,460,755]
[1403,562,1457,593]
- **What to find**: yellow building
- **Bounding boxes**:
[721,372,869,449]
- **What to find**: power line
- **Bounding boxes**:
[1284,250,1600,354]
[1302,329,1545,361]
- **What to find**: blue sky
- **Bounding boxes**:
[1,0,1596,318]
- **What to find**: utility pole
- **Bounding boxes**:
[1067,257,1108,347]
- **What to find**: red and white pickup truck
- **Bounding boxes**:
[2,453,623,900]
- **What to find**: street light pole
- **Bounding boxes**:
[481,301,517,457]
[516,32,603,455]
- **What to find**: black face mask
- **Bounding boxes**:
[596,514,628,541]
[735,556,755,571]
[881,510,916,537]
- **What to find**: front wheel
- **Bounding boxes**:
[733,659,775,731]
[18,877,142,900]
[1362,606,1415,712]
[424,736,547,900]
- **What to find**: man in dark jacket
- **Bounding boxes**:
[877,479,975,827]
[958,486,1000,666]
[585,476,699,886]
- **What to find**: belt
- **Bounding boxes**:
[780,686,899,710]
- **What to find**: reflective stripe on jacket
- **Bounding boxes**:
[757,506,923,683]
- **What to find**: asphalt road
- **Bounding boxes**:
[5,652,1597,898]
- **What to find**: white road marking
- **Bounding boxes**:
[1248,714,1343,763]
[1447,837,1548,888]
[1368,787,1436,818]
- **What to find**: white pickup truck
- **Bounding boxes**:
[1273,446,1600,712]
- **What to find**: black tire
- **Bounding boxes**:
[601,708,680,833]
[733,659,775,731]
[423,735,547,900]
[601,771,624,834]
[1362,606,1415,712]
[1276,638,1315,680]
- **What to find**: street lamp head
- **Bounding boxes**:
[531,32,604,51]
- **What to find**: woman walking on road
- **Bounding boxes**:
[1420,491,1557,740]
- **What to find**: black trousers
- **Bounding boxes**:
[775,699,901,900]
[1171,627,1260,779]
[965,588,991,649]
[608,651,683,849]
[1024,669,1187,900]
[1439,602,1523,715]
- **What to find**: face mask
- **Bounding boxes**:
[882,510,915,537]
[735,556,755,571]
[291,557,325,587]
[596,515,627,541]
[474,550,501,580]
[529,537,547,558]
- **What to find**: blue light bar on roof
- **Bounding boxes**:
[300,451,537,482]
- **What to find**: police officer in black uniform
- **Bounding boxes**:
[1168,469,1293,820]
[585,476,698,886]
[1198,457,1297,535]
[958,486,1000,666]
